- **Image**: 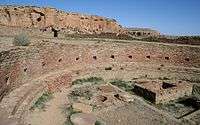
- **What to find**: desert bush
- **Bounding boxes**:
[13,33,30,46]
[110,79,134,93]
[68,87,93,101]
[72,77,104,85]
[30,92,53,110]
[95,120,104,125]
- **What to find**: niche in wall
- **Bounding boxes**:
[128,55,133,59]
[185,58,190,62]
[42,62,46,66]
[5,76,10,85]
[93,56,97,60]
[24,68,27,72]
[110,55,115,59]
[58,58,62,62]
[37,17,41,22]
[165,57,170,60]
[146,55,150,59]
[76,57,79,61]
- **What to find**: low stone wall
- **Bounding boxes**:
[133,85,156,103]
[134,80,193,104]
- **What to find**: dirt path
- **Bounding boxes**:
[24,88,70,125]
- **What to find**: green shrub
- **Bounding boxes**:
[30,92,53,110]
[110,79,134,93]
[13,33,30,46]
[68,88,93,101]
[64,121,73,125]
[95,120,104,125]
[72,77,104,85]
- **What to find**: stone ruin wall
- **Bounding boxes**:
[156,84,193,104]
[0,6,122,34]
[0,41,200,100]
[128,30,160,37]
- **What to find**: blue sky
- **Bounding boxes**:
[0,0,200,36]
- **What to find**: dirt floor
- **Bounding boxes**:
[24,88,70,125]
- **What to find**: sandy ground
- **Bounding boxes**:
[24,88,70,125]
[96,102,180,125]
[23,84,181,125]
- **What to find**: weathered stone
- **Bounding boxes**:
[98,84,116,93]
[70,113,96,125]
[72,103,92,113]
[133,80,193,104]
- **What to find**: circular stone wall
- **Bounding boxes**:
[0,40,200,124]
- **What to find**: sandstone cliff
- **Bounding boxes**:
[0,5,122,34]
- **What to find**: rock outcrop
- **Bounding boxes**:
[0,5,122,34]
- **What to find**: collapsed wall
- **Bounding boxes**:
[0,6,122,34]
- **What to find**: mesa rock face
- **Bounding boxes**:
[0,6,122,34]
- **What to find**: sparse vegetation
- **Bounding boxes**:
[68,87,93,101]
[64,120,73,125]
[95,120,104,125]
[13,33,30,46]
[72,77,104,85]
[110,79,134,93]
[30,92,53,110]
